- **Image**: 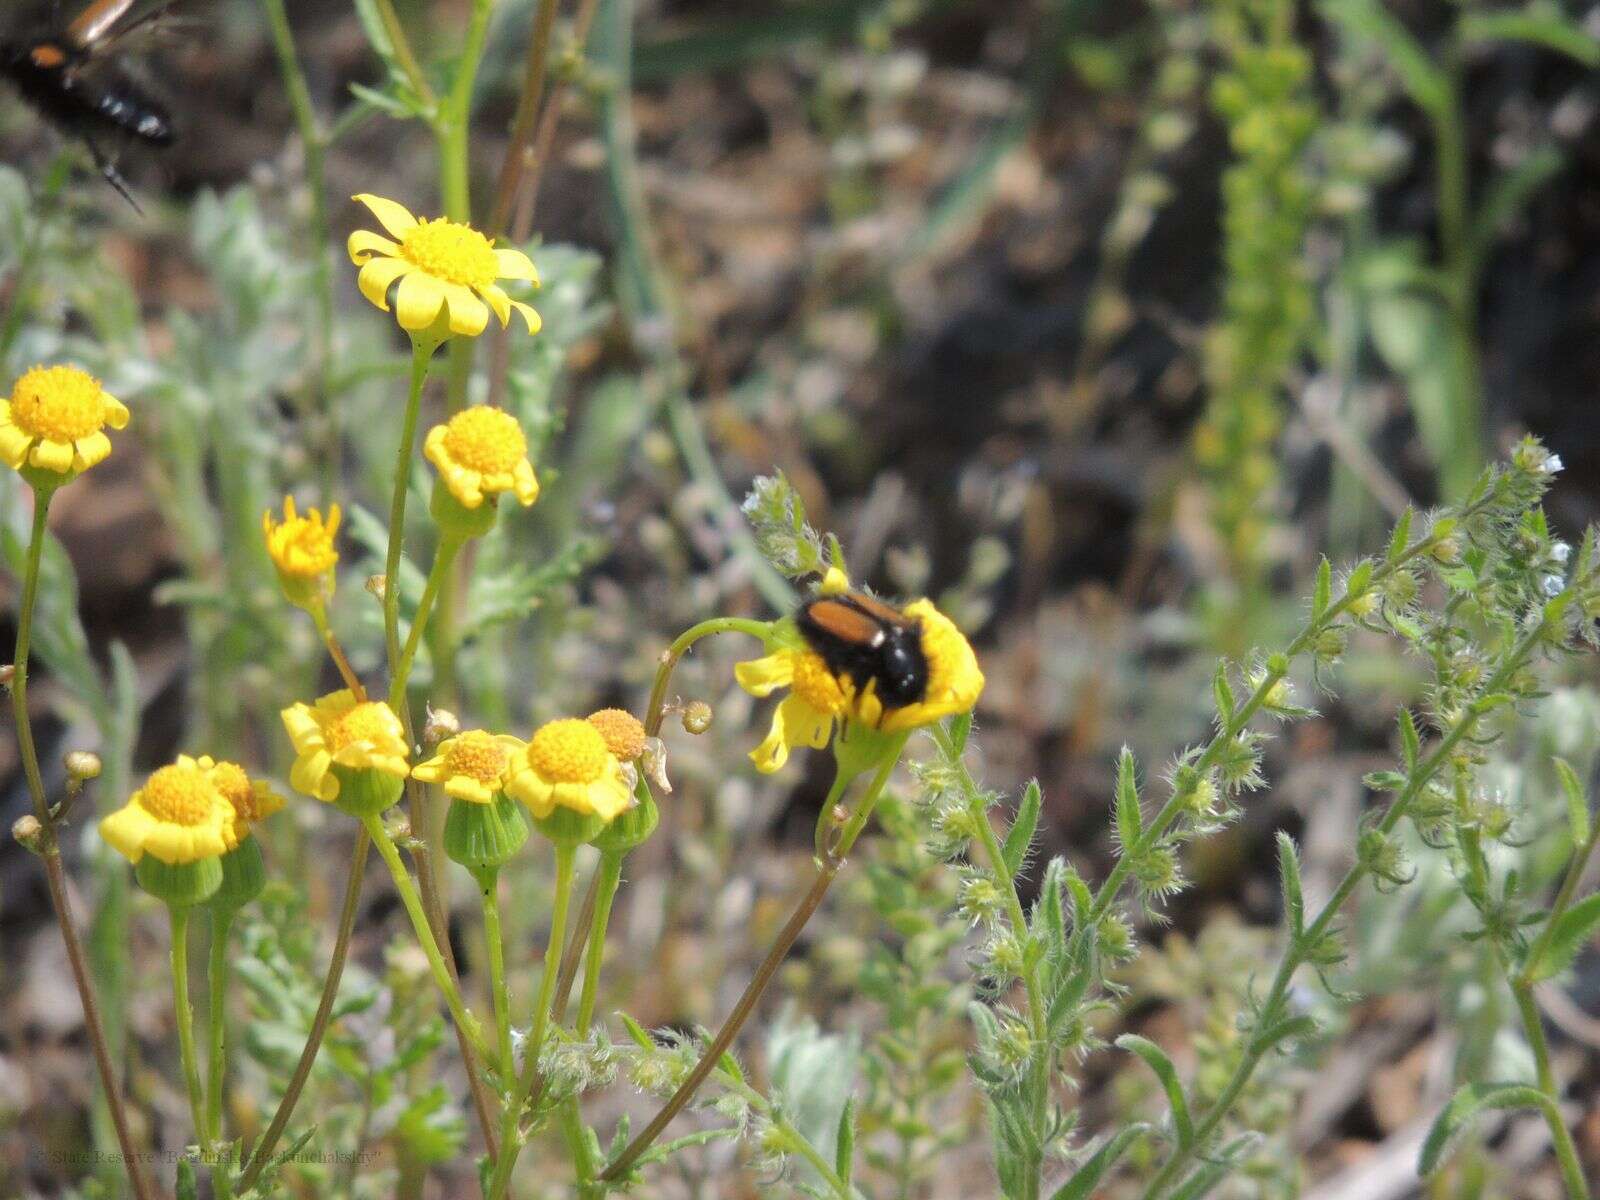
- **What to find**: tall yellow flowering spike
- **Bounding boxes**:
[348,194,541,338]
[263,496,340,610]
[735,572,985,773]
[424,406,540,510]
[412,729,525,805]
[0,365,129,485]
[99,757,237,866]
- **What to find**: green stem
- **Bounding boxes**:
[310,601,366,699]
[575,850,625,1035]
[384,341,436,677]
[599,750,899,1184]
[942,724,1048,1200]
[643,616,774,735]
[361,814,489,1061]
[480,870,515,1080]
[237,830,371,1193]
[1139,624,1548,1200]
[170,905,208,1150]
[206,907,235,1190]
[1510,982,1590,1200]
[389,535,463,708]
[487,842,578,1200]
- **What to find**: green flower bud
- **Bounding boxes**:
[136,855,223,907]
[444,794,530,879]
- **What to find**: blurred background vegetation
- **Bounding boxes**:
[2,0,1599,1196]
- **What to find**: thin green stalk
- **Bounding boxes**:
[643,616,773,734]
[940,724,1049,1200]
[237,830,370,1192]
[383,341,437,675]
[206,908,235,1189]
[1139,624,1548,1200]
[1509,982,1590,1200]
[599,750,900,1184]
[389,534,463,707]
[170,906,207,1150]
[487,842,578,1200]
[370,0,437,107]
[575,851,625,1035]
[480,871,515,1080]
[10,490,155,1200]
[361,813,489,1060]
[310,602,366,699]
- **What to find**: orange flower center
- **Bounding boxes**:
[441,407,526,476]
[327,703,396,753]
[9,365,107,442]
[141,765,220,827]
[587,708,646,760]
[526,719,609,784]
[399,218,499,288]
[444,731,509,783]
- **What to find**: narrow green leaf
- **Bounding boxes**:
[1048,1124,1150,1200]
[1115,749,1143,849]
[835,1097,856,1184]
[1313,557,1332,618]
[1115,1034,1193,1149]
[1003,781,1043,877]
[1323,0,1450,117]
[1213,663,1235,725]
[1398,709,1421,771]
[1276,832,1304,937]
[1527,893,1600,982]
[947,712,973,756]
[1168,1133,1262,1200]
[177,1160,198,1200]
[618,1013,656,1051]
[1388,507,1414,562]
[1419,1083,1549,1175]
[1344,560,1373,602]
[1251,1015,1319,1055]
[1552,757,1591,851]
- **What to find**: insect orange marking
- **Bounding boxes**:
[30,43,68,68]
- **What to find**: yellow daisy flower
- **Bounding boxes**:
[412,729,525,805]
[263,496,340,608]
[424,406,540,510]
[0,365,129,481]
[99,757,237,866]
[735,569,984,773]
[281,690,410,803]
[347,194,541,338]
[196,755,286,843]
[504,718,632,822]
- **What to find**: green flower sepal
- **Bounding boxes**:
[532,805,608,848]
[591,776,658,854]
[136,856,223,907]
[444,794,530,881]
[430,477,498,541]
[211,835,267,911]
[332,765,406,820]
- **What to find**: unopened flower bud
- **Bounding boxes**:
[12,814,44,852]
[681,700,713,735]
[64,751,102,782]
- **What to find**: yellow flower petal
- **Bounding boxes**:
[354,193,419,240]
[73,431,112,471]
[99,804,157,863]
[479,282,512,327]
[395,272,446,332]
[358,255,412,312]
[509,300,541,334]
[101,393,129,430]
[348,229,399,265]
[442,283,489,337]
[735,652,796,697]
[29,438,73,473]
[511,459,540,506]
[493,247,539,282]
[0,421,31,469]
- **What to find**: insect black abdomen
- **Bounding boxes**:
[94,83,173,143]
[796,591,931,714]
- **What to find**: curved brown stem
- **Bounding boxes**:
[237,830,370,1193]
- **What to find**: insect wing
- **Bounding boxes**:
[802,598,886,647]
[65,0,140,50]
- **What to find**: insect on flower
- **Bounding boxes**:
[1,0,176,209]
[796,589,930,712]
